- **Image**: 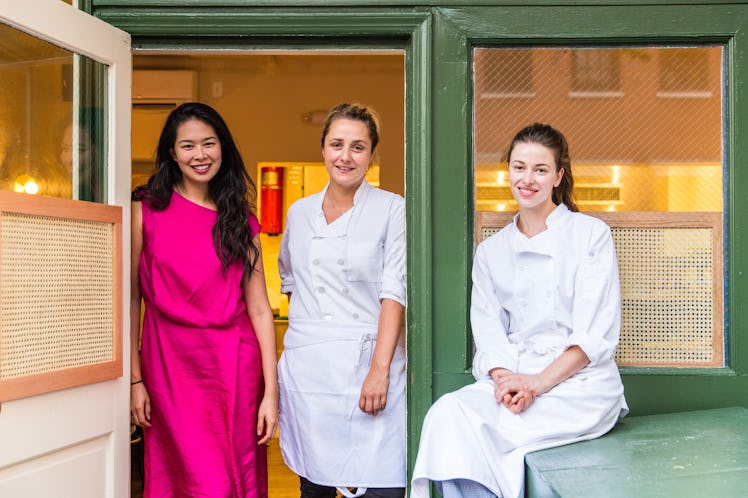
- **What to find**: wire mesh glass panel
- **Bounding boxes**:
[571,49,621,94]
[473,46,723,214]
[473,45,725,368]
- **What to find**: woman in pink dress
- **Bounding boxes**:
[130,102,279,498]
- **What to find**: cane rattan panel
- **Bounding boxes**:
[475,211,724,368]
[0,192,122,401]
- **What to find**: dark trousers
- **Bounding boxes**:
[299,476,405,498]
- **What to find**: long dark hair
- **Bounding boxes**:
[132,102,259,277]
[506,123,578,212]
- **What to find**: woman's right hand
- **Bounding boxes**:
[130,383,152,428]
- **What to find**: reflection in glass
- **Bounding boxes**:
[0,21,107,202]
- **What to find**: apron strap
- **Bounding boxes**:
[355,333,376,368]
[347,333,376,421]
[337,487,368,498]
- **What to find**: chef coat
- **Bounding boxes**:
[411,204,628,498]
[277,179,407,488]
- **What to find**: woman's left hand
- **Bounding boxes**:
[359,366,390,416]
[256,393,279,445]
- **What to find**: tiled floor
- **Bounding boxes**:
[130,435,299,498]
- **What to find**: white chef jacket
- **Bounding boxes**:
[411,204,628,498]
[277,179,407,488]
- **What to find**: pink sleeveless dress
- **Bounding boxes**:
[139,191,267,498]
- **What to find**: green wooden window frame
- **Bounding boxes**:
[430,4,748,420]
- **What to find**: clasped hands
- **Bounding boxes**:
[490,368,541,414]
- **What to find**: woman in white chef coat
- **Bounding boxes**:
[278,103,406,498]
[411,123,628,498]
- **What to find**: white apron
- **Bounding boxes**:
[278,318,406,488]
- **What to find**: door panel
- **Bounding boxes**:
[0,1,131,497]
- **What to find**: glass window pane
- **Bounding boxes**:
[0,22,107,202]
[473,46,722,214]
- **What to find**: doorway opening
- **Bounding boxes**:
[129,50,406,498]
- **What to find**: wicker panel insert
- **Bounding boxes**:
[614,227,717,367]
[1,212,114,379]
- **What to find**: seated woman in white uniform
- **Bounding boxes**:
[411,123,628,498]
[278,103,407,498]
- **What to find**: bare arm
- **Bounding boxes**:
[244,235,279,444]
[359,298,404,416]
[130,201,151,427]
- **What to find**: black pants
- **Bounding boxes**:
[299,476,405,498]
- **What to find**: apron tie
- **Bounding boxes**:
[337,487,368,498]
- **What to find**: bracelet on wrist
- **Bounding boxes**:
[131,379,143,386]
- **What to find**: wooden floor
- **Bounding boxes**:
[267,437,302,498]
[131,436,300,497]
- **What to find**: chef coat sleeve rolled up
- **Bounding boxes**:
[470,241,518,380]
[567,221,622,366]
[379,195,407,307]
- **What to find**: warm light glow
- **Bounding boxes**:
[496,203,507,211]
[13,174,39,195]
[607,204,616,212]
[497,171,506,185]
[611,165,621,185]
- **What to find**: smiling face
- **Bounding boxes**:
[171,118,222,189]
[321,117,373,192]
[508,141,564,214]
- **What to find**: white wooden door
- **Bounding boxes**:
[0,1,132,497]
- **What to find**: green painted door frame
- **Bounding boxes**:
[92,0,748,480]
